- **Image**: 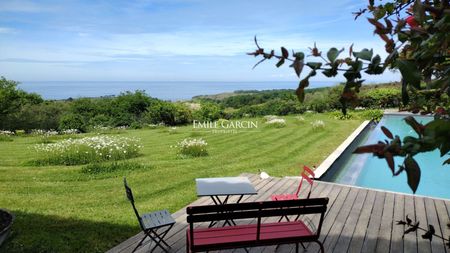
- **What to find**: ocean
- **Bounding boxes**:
[18,81,337,101]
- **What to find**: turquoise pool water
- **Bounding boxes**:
[322,114,450,200]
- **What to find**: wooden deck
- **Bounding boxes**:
[108,173,450,253]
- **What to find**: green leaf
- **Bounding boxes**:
[398,32,408,43]
[323,69,335,77]
[385,3,394,13]
[365,55,384,75]
[290,59,304,77]
[372,54,381,65]
[276,58,285,68]
[296,78,309,102]
[374,7,386,20]
[413,0,426,24]
[401,79,409,105]
[404,156,421,193]
[294,52,305,60]
[404,116,424,137]
[353,49,373,61]
[396,59,421,89]
[306,62,322,69]
[327,47,343,63]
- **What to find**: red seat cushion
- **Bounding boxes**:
[187,221,312,248]
[271,194,298,201]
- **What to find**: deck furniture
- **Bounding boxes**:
[186,197,329,253]
[271,165,315,201]
[124,178,175,253]
[195,177,257,227]
[270,166,315,249]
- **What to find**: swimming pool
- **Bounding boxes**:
[321,114,450,200]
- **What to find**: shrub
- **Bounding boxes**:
[174,103,193,125]
[59,114,86,132]
[60,129,80,135]
[5,102,68,131]
[265,118,286,128]
[330,111,355,120]
[0,130,14,142]
[81,161,146,175]
[129,122,142,129]
[358,109,384,122]
[193,102,222,121]
[311,120,326,130]
[90,125,126,134]
[295,115,305,122]
[143,100,177,125]
[174,138,208,158]
[360,88,401,108]
[32,135,142,165]
[262,115,279,122]
[88,114,111,127]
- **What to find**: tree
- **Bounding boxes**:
[248,0,449,193]
[0,76,44,130]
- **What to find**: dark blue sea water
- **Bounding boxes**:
[18,81,336,100]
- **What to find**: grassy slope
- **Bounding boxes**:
[0,114,363,252]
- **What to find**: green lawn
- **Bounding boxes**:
[0,114,363,252]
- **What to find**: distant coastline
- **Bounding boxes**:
[18,81,339,101]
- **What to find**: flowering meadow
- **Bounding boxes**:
[311,120,326,130]
[265,117,287,128]
[0,130,14,142]
[0,114,364,252]
[173,138,208,158]
[32,135,142,165]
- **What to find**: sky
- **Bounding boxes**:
[0,0,400,82]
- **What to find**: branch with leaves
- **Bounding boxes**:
[248,38,382,115]
[248,0,450,193]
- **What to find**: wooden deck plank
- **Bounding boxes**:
[424,198,447,253]
[434,200,450,253]
[306,184,350,253]
[321,187,359,252]
[331,188,368,253]
[390,193,404,253]
[375,192,395,253]
[415,197,432,252]
[403,195,418,253]
[360,191,386,253]
[108,174,450,253]
[273,182,335,253]
[346,189,377,253]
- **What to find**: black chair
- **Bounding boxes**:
[124,178,175,253]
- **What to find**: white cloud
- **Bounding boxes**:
[0,27,16,34]
[0,0,56,12]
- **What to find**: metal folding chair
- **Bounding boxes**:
[270,165,315,250]
[271,165,315,202]
[124,178,175,253]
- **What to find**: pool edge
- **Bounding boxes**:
[314,120,371,179]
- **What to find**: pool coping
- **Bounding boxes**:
[283,177,450,201]
[313,120,371,179]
